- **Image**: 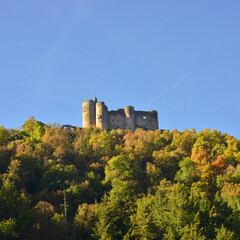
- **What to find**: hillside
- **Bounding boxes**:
[0,116,240,239]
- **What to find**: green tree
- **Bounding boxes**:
[215,225,234,240]
[130,194,159,240]
[0,218,18,239]
[175,157,198,186]
[0,126,10,146]
[0,161,34,239]
[74,203,95,239]
[23,116,45,143]
[152,181,210,239]
[42,161,77,190]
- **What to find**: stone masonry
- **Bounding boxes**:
[82,97,158,131]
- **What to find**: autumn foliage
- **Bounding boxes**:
[0,118,240,239]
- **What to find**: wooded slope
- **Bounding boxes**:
[0,116,240,239]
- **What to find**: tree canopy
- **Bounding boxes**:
[0,117,240,239]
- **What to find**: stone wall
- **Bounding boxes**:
[135,110,158,130]
[108,109,126,130]
[82,98,158,131]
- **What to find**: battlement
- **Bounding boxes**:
[82,97,158,131]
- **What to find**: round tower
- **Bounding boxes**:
[82,100,96,128]
[96,102,108,129]
[124,106,136,130]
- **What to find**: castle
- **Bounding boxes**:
[82,97,158,131]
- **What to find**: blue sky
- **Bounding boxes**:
[1,1,240,138]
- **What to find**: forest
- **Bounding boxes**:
[1,116,240,239]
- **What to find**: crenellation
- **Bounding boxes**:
[82,97,158,131]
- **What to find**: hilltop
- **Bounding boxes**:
[0,116,240,239]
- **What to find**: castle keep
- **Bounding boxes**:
[82,97,158,131]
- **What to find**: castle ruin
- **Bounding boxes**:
[82,97,158,131]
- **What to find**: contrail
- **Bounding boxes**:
[147,40,231,108]
[147,65,199,107]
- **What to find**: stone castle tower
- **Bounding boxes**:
[82,97,158,131]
